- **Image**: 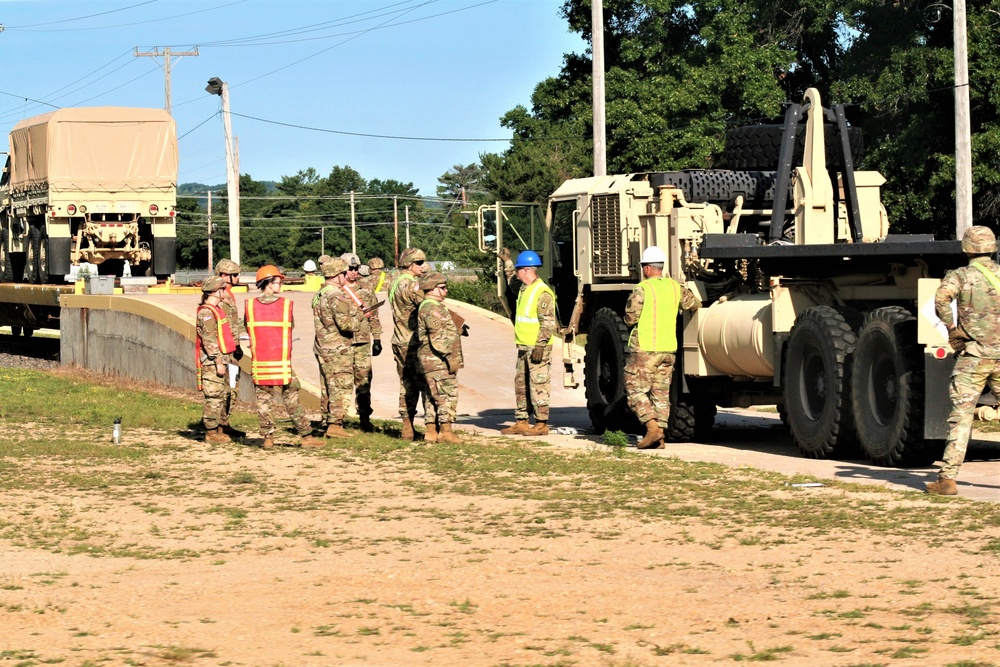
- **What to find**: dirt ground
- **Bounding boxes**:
[2,423,999,667]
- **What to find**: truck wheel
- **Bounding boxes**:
[851,307,937,466]
[784,306,858,458]
[0,227,8,282]
[25,224,49,284]
[722,124,864,171]
[584,307,640,434]
[667,400,716,442]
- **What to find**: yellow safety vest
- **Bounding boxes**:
[514,279,555,347]
[631,277,681,352]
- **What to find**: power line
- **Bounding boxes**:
[3,0,159,29]
[6,0,246,32]
[228,111,513,143]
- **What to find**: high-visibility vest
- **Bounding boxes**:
[245,297,294,386]
[389,272,416,304]
[630,277,681,352]
[514,279,555,347]
[374,271,386,293]
[195,302,237,390]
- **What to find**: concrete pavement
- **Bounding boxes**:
[144,287,999,502]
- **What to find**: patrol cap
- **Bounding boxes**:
[322,258,349,277]
[215,258,241,275]
[419,272,447,291]
[367,257,385,270]
[340,252,361,268]
[201,275,226,293]
[399,247,426,267]
[962,226,997,254]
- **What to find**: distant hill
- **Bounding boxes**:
[178,181,277,196]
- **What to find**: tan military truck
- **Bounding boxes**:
[1,107,178,282]
[478,88,965,467]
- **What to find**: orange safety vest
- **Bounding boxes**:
[245,297,294,386]
[195,303,237,390]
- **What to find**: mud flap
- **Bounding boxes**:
[47,237,71,277]
[153,237,177,276]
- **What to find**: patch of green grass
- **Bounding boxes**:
[730,643,794,661]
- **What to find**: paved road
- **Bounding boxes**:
[145,287,1000,502]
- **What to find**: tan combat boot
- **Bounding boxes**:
[262,436,275,450]
[925,477,958,496]
[325,423,352,439]
[526,420,549,436]
[205,426,231,444]
[400,415,415,440]
[438,423,462,444]
[501,420,532,436]
[424,423,439,443]
[301,435,327,449]
[637,420,664,449]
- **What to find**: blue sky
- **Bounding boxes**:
[0,0,586,197]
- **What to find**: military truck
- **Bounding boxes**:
[0,107,178,283]
[477,88,965,467]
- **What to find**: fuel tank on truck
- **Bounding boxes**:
[696,294,774,378]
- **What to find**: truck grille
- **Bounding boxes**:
[591,193,621,276]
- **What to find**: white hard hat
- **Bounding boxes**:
[303,259,317,272]
[641,246,667,264]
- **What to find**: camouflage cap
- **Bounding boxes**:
[322,257,349,277]
[367,257,385,270]
[201,275,226,293]
[962,226,997,254]
[398,247,426,267]
[340,252,361,267]
[215,258,240,275]
[418,272,447,292]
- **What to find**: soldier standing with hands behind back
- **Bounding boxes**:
[416,272,465,443]
[624,246,701,449]
[928,225,1000,496]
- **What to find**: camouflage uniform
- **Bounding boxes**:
[512,280,557,423]
[934,246,1000,481]
[313,281,365,428]
[216,261,245,432]
[344,268,383,426]
[197,301,235,431]
[390,269,428,421]
[623,277,700,428]
[245,292,313,439]
[417,295,464,426]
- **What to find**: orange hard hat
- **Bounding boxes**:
[255,264,285,283]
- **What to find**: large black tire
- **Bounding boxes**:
[851,307,939,467]
[667,399,716,442]
[25,223,49,284]
[584,307,641,434]
[0,226,8,282]
[784,306,859,458]
[723,124,864,171]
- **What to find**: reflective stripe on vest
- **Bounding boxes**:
[514,279,554,347]
[389,272,415,304]
[971,260,1000,292]
[374,271,386,293]
[632,277,681,352]
[195,302,237,390]
[245,297,294,385]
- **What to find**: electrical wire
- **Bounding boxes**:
[227,111,512,143]
[8,1,247,33]
[3,0,159,29]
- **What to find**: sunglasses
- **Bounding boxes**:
[348,266,360,271]
[413,260,425,266]
[224,273,239,277]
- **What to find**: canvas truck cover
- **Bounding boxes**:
[8,107,178,194]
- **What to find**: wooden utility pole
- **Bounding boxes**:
[393,196,399,267]
[954,0,973,238]
[133,46,199,114]
[591,0,607,177]
[349,191,357,255]
[207,191,213,272]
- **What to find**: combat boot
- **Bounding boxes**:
[221,424,246,439]
[925,477,958,496]
[262,436,275,450]
[301,435,327,449]
[400,415,415,441]
[359,416,375,433]
[526,420,549,436]
[205,426,231,444]
[325,423,352,439]
[424,423,439,443]
[637,420,664,449]
[438,423,462,444]
[501,420,532,436]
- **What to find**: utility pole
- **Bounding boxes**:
[206,77,241,265]
[591,0,607,177]
[349,190,357,255]
[207,191,213,272]
[134,46,199,114]
[405,205,411,248]
[320,226,325,257]
[393,196,399,267]
[954,0,973,238]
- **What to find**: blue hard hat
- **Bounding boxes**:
[515,250,542,268]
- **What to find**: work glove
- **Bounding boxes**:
[949,328,970,354]
[461,324,470,337]
[530,345,545,364]
[371,340,382,357]
[497,247,511,263]
[233,346,244,361]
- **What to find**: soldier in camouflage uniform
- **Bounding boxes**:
[197,276,238,444]
[312,257,364,439]
[362,256,391,294]
[928,226,1000,495]
[500,250,558,437]
[341,252,384,432]
[624,246,701,449]
[389,248,430,440]
[214,258,246,439]
[416,272,465,444]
